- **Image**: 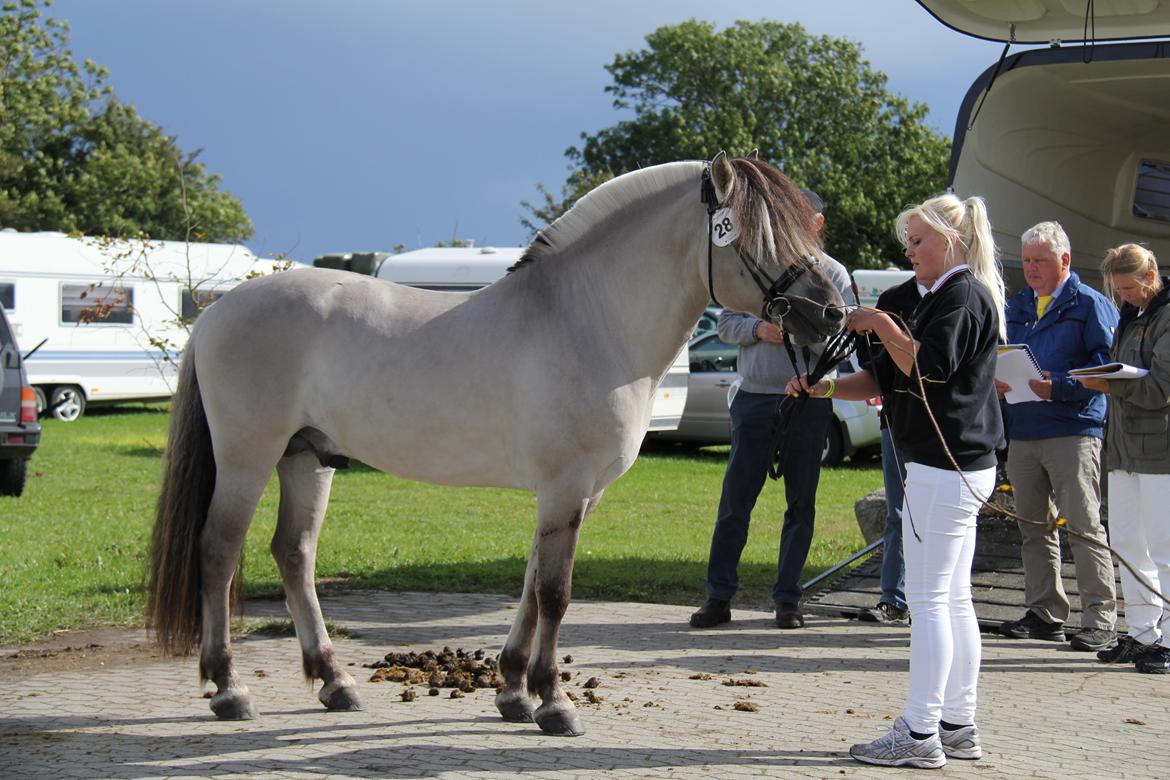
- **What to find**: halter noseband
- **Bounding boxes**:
[700,163,818,325]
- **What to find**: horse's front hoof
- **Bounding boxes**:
[319,680,363,711]
[210,689,258,720]
[495,690,536,723]
[535,702,585,736]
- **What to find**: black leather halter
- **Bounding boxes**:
[700,163,819,325]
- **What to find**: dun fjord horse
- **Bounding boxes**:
[147,152,845,735]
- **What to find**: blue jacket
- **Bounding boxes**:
[1003,271,1119,440]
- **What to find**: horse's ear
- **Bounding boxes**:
[711,151,735,204]
[745,148,759,160]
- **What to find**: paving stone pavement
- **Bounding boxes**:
[2,591,1168,779]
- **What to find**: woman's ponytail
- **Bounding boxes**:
[962,196,1006,339]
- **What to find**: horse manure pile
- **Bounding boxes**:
[365,647,501,694]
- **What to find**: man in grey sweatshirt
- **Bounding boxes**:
[690,190,855,630]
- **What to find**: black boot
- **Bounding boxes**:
[689,598,731,628]
[775,602,804,629]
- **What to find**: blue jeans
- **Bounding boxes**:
[880,425,907,610]
[704,389,833,605]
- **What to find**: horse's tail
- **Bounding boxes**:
[146,338,217,655]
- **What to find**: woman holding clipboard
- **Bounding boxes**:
[1076,244,1170,674]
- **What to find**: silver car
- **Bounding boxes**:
[657,329,882,465]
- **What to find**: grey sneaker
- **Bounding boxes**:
[849,716,946,769]
[940,723,982,760]
[1069,627,1117,652]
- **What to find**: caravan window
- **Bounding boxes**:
[181,288,227,320]
[61,283,134,325]
[0,282,13,311]
[1134,160,1170,224]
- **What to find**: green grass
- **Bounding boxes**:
[0,407,881,644]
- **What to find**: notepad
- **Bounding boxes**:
[1068,362,1149,380]
[995,344,1046,404]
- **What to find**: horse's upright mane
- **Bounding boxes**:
[509,157,819,275]
[509,162,702,273]
[720,158,820,272]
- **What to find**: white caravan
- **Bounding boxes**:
[376,246,690,432]
[917,0,1170,291]
[0,230,286,420]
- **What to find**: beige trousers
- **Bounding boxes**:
[1006,436,1117,629]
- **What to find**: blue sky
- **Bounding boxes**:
[52,1,1007,264]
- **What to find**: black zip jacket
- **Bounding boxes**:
[873,270,1004,470]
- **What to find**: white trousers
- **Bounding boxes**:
[902,462,995,733]
[1107,470,1170,648]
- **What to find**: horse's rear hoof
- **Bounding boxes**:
[495,690,536,723]
[210,690,258,720]
[319,680,363,711]
[535,704,585,736]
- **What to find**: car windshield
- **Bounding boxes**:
[691,308,722,339]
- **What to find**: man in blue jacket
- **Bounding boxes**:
[996,222,1119,652]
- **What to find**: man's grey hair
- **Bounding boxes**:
[1021,221,1071,258]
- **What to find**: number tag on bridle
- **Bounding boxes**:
[710,208,741,247]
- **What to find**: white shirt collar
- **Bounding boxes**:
[930,264,969,294]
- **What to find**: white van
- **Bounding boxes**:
[0,230,286,420]
[918,1,1170,290]
[376,246,690,432]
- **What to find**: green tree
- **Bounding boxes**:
[0,0,252,242]
[526,19,950,268]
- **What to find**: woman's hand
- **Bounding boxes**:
[844,307,889,336]
[785,373,821,397]
[1076,376,1110,394]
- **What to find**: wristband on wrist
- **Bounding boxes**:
[822,378,837,399]
[753,321,761,340]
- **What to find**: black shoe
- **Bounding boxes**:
[1096,635,1157,664]
[689,598,731,628]
[1069,627,1117,652]
[775,602,804,629]
[859,602,909,625]
[998,610,1065,641]
[1135,645,1170,674]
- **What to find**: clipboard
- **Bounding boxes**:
[1068,362,1149,380]
[995,344,1046,404]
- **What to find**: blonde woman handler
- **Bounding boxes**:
[1076,244,1170,674]
[787,194,1004,769]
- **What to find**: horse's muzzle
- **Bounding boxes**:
[778,294,847,346]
